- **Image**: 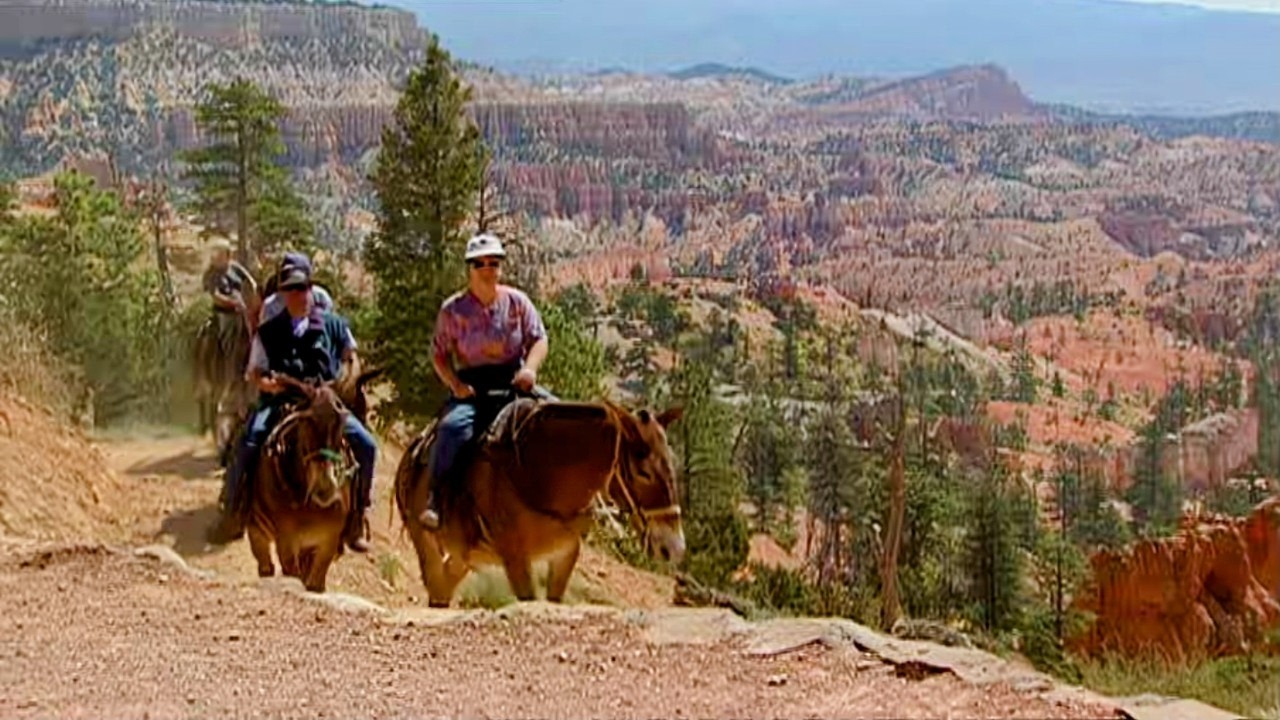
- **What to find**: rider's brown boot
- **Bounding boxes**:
[344,509,373,553]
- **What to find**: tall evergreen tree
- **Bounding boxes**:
[364,35,486,423]
[1126,418,1183,536]
[966,460,1036,633]
[739,341,796,530]
[1011,332,1039,403]
[537,293,607,401]
[0,171,173,423]
[180,78,311,269]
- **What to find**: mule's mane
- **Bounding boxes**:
[265,386,346,458]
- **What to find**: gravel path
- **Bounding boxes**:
[0,544,1122,720]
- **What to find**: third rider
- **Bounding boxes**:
[423,233,554,529]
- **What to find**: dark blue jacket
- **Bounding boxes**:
[257,307,352,402]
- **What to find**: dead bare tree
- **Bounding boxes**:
[476,152,514,235]
[137,173,178,312]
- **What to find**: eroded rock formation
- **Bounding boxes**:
[1070,498,1280,663]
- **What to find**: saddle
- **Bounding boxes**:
[409,374,546,531]
[410,392,542,475]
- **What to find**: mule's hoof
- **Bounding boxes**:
[258,566,275,578]
[419,509,441,530]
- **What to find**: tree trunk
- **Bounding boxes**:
[150,179,177,311]
[236,121,250,271]
[880,388,907,630]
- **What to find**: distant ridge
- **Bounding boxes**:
[1046,105,1280,144]
[668,62,792,85]
[411,0,1280,113]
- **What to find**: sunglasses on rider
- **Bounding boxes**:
[469,259,501,269]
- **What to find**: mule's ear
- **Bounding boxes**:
[638,409,652,425]
[656,406,683,427]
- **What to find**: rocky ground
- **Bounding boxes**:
[0,542,1125,720]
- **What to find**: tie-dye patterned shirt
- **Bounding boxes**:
[432,285,547,369]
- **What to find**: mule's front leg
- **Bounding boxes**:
[501,551,536,602]
[277,533,302,579]
[303,536,342,593]
[247,525,275,578]
[545,539,581,603]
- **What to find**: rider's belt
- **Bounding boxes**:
[457,362,521,392]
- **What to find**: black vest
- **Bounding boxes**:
[257,308,349,396]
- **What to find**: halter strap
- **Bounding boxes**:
[602,408,681,540]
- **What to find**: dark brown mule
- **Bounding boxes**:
[247,382,356,593]
[194,310,255,465]
[395,399,686,607]
[216,361,382,545]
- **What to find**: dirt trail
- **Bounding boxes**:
[0,543,1123,720]
[0,425,1141,719]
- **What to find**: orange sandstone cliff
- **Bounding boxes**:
[1070,498,1280,663]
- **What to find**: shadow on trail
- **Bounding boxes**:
[157,504,225,557]
[124,448,219,482]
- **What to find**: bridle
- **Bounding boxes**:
[601,409,682,546]
[265,386,354,506]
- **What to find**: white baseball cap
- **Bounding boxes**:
[464,233,506,261]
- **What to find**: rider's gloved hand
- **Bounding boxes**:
[258,374,285,395]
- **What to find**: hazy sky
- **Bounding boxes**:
[1118,0,1280,9]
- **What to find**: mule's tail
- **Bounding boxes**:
[392,426,437,538]
[392,432,423,529]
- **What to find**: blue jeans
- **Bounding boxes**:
[427,387,556,484]
[225,404,378,517]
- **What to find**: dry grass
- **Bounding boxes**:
[1073,653,1280,719]
[0,309,81,420]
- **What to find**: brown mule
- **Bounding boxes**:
[194,310,255,464]
[246,384,356,593]
[394,399,686,607]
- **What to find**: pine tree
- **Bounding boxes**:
[1126,418,1182,536]
[739,341,795,530]
[180,78,311,269]
[665,330,746,586]
[537,293,607,401]
[966,460,1036,633]
[363,35,486,423]
[801,328,869,589]
[1011,333,1039,403]
[0,171,173,423]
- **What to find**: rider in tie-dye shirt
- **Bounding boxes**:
[424,233,554,528]
[431,281,546,371]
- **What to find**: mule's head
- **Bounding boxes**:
[293,384,351,510]
[612,406,686,565]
